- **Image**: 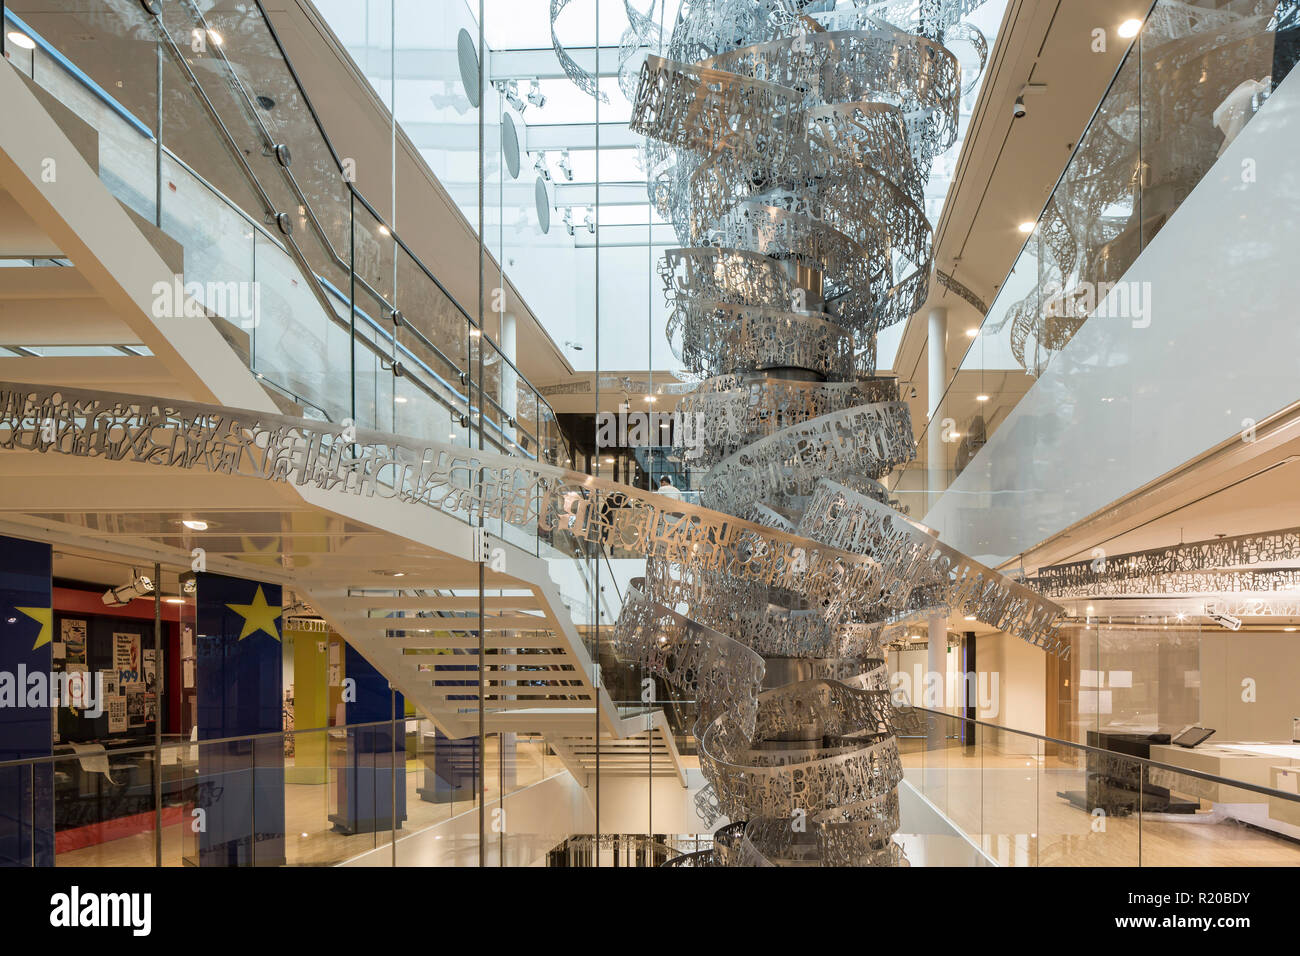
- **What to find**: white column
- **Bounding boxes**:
[925,611,948,795]
[926,306,948,510]
[500,311,518,784]
[502,311,519,443]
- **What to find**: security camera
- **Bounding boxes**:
[1013,95,1027,119]
[1204,603,1242,631]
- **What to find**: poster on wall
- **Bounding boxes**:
[143,648,162,694]
[65,668,90,711]
[107,696,128,734]
[126,684,146,727]
[144,693,157,723]
[114,633,140,685]
[62,619,87,666]
[101,672,119,699]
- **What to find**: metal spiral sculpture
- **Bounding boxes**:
[551,0,1067,865]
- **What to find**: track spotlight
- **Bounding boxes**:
[526,79,547,109]
[499,80,526,113]
[102,569,156,606]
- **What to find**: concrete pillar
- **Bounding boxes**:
[926,306,948,511]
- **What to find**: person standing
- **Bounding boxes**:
[656,475,683,501]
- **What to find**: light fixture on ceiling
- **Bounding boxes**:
[965,328,979,337]
[1285,627,1297,632]
[179,572,197,595]
[604,457,615,464]
[1018,221,1035,233]
[7,31,37,50]
[645,394,657,403]
[975,394,989,402]
[1118,18,1143,38]
[557,149,573,181]
[909,385,918,398]
[583,207,595,234]
[564,339,583,352]
[562,208,574,237]
[164,597,186,605]
[499,80,526,113]
[103,570,156,607]
[394,395,408,404]
[526,79,547,109]
[963,615,976,621]
[533,153,551,181]
[182,518,208,531]
[1012,95,1027,119]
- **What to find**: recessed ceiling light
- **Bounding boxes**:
[182,519,208,531]
[964,615,976,621]
[644,395,657,403]
[7,31,37,50]
[1118,18,1142,38]
[965,328,979,337]
[1018,221,1035,233]
[394,396,408,404]
[975,394,989,402]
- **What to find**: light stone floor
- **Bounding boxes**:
[57,737,551,867]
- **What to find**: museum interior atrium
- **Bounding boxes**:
[0,0,1298,878]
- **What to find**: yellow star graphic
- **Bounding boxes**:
[15,606,52,650]
[225,585,282,642]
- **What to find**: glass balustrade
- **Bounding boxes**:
[0,719,565,867]
[902,708,1300,865]
[1,0,571,464]
[902,0,1291,516]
